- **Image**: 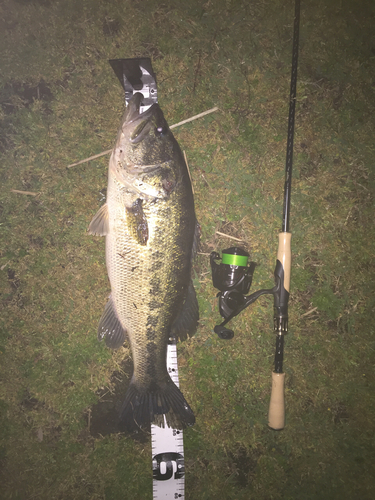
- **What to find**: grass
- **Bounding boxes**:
[1,0,375,498]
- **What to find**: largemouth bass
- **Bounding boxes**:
[89,93,198,431]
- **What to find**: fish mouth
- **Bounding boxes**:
[123,93,155,124]
[122,93,166,144]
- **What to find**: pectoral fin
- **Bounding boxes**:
[88,203,109,236]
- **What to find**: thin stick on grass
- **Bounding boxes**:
[170,106,218,129]
[11,189,39,196]
[215,231,244,242]
[301,307,318,317]
[67,149,113,168]
[67,106,219,168]
[183,150,194,195]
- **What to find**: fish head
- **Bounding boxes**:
[113,92,174,172]
[110,93,181,199]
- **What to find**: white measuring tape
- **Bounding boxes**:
[151,341,185,499]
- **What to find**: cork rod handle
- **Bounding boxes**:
[268,372,285,430]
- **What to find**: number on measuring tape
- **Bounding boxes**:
[152,452,185,480]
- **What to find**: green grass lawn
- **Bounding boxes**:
[1,0,374,498]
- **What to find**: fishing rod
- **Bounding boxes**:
[211,0,301,430]
[269,0,300,430]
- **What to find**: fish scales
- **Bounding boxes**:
[107,167,193,386]
[89,93,198,431]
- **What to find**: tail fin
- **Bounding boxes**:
[118,378,195,432]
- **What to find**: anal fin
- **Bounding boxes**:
[98,295,127,349]
[171,280,199,341]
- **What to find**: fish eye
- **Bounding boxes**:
[155,125,167,137]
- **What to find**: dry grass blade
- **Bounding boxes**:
[215,231,244,242]
[10,189,39,196]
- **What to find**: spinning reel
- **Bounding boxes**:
[210,247,282,340]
